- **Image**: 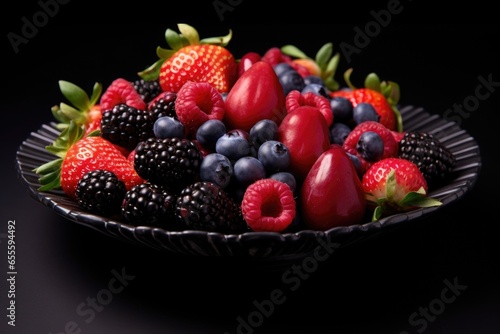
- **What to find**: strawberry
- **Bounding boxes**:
[34,121,144,199]
[361,157,442,221]
[285,90,333,126]
[138,23,238,94]
[330,69,403,132]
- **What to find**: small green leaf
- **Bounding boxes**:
[385,169,397,202]
[156,47,176,60]
[177,23,200,45]
[372,206,383,221]
[201,29,233,46]
[165,28,184,50]
[315,42,333,71]
[59,80,90,111]
[281,45,309,59]
[399,188,442,208]
[60,103,86,124]
[138,58,165,81]
[89,82,103,106]
[364,73,381,92]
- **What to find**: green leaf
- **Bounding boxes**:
[177,23,200,45]
[281,45,309,59]
[372,206,383,221]
[138,58,165,81]
[385,169,397,202]
[200,29,233,46]
[399,188,442,208]
[165,28,184,50]
[364,73,381,92]
[89,82,103,106]
[315,42,333,71]
[156,47,176,60]
[59,80,90,111]
[59,103,86,124]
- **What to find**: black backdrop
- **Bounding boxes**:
[2,1,500,333]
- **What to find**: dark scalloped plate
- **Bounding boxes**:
[15,105,481,260]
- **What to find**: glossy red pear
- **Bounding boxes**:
[300,144,366,231]
[224,61,286,132]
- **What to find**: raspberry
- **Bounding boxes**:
[241,178,296,232]
[174,81,225,135]
[285,90,333,126]
[342,121,398,174]
[100,78,147,112]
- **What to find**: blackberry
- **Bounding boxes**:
[398,131,456,185]
[134,137,202,191]
[176,181,247,233]
[131,79,162,103]
[101,103,156,151]
[75,169,126,217]
[121,182,177,228]
[148,91,177,120]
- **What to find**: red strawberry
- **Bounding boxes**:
[224,61,286,132]
[34,122,144,199]
[100,78,146,111]
[361,157,442,221]
[175,81,226,135]
[241,178,296,232]
[342,121,398,174]
[159,44,238,94]
[260,47,293,67]
[301,144,366,230]
[330,69,403,132]
[285,90,333,126]
[138,24,237,94]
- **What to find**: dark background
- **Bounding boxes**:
[2,1,499,333]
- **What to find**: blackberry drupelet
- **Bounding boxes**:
[398,131,456,185]
[134,137,203,191]
[75,169,126,217]
[121,182,177,228]
[175,181,247,233]
[131,79,162,103]
[148,91,177,120]
[100,103,156,151]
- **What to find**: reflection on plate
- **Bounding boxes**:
[16,105,481,260]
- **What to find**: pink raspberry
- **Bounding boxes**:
[241,178,296,232]
[175,81,225,136]
[100,78,146,111]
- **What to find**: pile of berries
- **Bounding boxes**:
[35,23,457,234]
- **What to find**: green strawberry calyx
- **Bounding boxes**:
[343,68,404,133]
[33,121,99,192]
[280,42,341,91]
[138,23,233,81]
[51,80,102,131]
[370,169,443,221]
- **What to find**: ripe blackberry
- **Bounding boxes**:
[398,131,456,185]
[75,169,126,217]
[131,79,162,103]
[148,91,177,120]
[176,181,247,233]
[101,103,156,151]
[134,137,202,191]
[121,182,177,228]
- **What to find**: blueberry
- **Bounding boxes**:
[278,69,305,96]
[153,116,185,139]
[353,102,380,125]
[301,83,329,99]
[329,122,352,145]
[199,153,233,188]
[257,140,290,173]
[249,119,279,148]
[273,62,295,77]
[215,130,251,161]
[304,75,325,86]
[356,131,384,161]
[196,119,226,151]
[330,96,353,121]
[346,152,363,178]
[269,171,297,193]
[233,156,266,187]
